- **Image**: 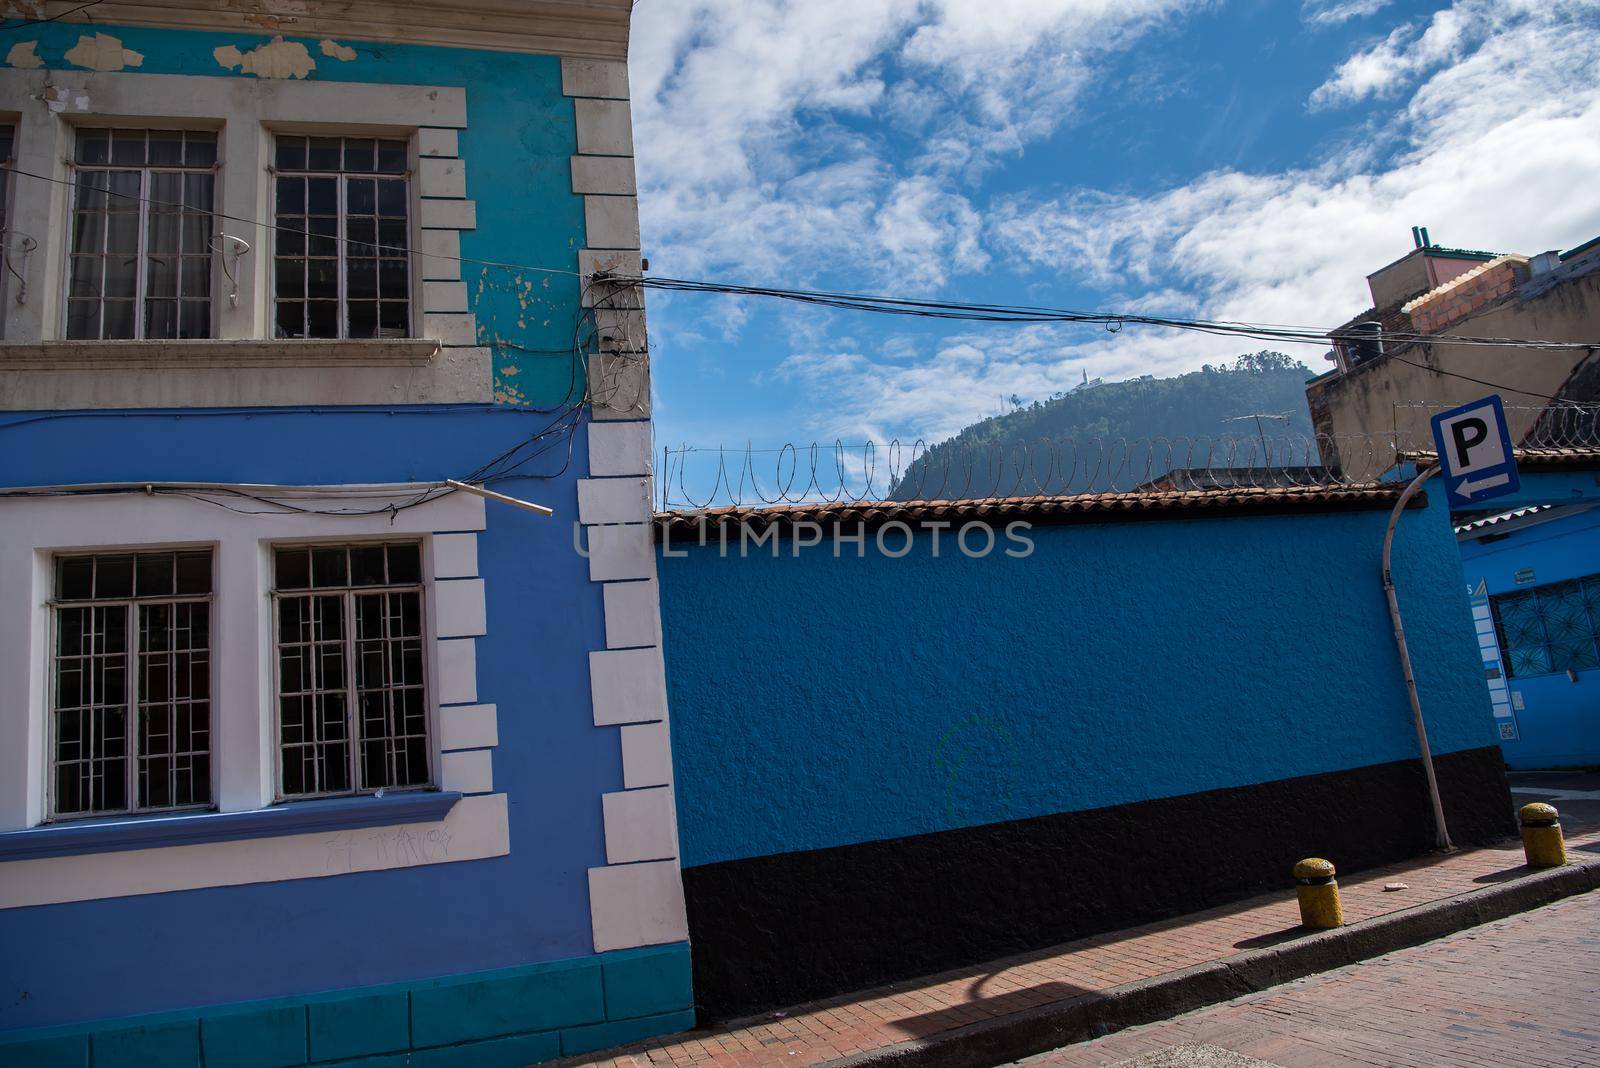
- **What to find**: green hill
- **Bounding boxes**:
[887,351,1317,499]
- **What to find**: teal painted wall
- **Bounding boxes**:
[659,493,1502,868]
[0,943,693,1068]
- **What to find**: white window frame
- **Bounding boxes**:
[46,547,217,821]
[269,539,436,801]
[267,132,419,341]
[60,126,222,342]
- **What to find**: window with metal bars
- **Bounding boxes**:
[273,542,431,799]
[50,550,214,818]
[66,128,217,340]
[272,135,412,340]
[1492,574,1600,678]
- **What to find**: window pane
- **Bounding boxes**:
[71,213,104,256]
[312,547,348,588]
[275,301,306,339]
[387,544,421,584]
[175,550,212,595]
[274,548,311,590]
[97,556,134,598]
[148,130,183,166]
[179,301,209,340]
[136,553,175,597]
[275,135,307,170]
[307,137,341,171]
[145,300,178,339]
[276,176,305,215]
[348,301,378,339]
[146,251,177,296]
[57,557,95,600]
[347,178,376,216]
[111,129,146,165]
[307,300,338,338]
[185,131,218,167]
[379,301,410,339]
[350,546,387,586]
[66,300,99,340]
[377,180,406,217]
[101,301,136,339]
[377,140,407,174]
[76,129,110,165]
[343,138,375,173]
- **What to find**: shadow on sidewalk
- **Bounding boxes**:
[882,978,1094,1040]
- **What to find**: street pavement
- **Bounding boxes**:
[1012,891,1600,1067]
[1508,769,1600,837]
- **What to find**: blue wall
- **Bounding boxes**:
[1459,502,1600,769]
[0,23,658,1037]
[0,410,626,1030]
[659,495,1501,869]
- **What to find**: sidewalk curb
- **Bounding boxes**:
[823,856,1600,1068]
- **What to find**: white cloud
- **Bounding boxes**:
[781,0,1600,441]
[1302,0,1392,28]
[630,0,1205,285]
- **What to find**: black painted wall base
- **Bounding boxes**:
[681,746,1514,1022]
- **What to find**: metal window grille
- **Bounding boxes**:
[272,542,431,799]
[65,128,218,340]
[1492,574,1600,679]
[50,550,214,818]
[271,135,412,340]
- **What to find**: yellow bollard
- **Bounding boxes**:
[1293,857,1344,929]
[1519,802,1567,868]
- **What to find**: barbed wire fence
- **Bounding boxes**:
[657,402,1600,512]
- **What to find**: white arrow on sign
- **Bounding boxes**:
[1454,471,1511,497]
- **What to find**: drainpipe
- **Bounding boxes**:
[1381,462,1454,852]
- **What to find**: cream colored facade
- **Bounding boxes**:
[1307,244,1600,479]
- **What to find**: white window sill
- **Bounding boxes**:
[0,790,462,862]
[0,338,443,370]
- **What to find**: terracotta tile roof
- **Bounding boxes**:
[1398,446,1600,469]
[655,483,1408,534]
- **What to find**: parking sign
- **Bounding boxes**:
[1429,394,1520,508]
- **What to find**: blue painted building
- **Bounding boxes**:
[654,488,1516,1019]
[1454,457,1600,769]
[0,5,691,1065]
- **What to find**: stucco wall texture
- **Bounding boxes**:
[659,494,1503,869]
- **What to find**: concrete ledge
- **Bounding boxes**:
[0,338,442,369]
[827,856,1600,1068]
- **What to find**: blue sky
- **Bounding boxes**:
[628,0,1600,451]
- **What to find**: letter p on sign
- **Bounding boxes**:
[1430,394,1521,508]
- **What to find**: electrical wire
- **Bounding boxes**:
[5,164,1594,352]
[624,274,1598,352]
[2,164,582,279]
[1385,353,1573,404]
[0,0,107,32]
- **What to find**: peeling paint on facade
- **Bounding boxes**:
[63,33,144,72]
[319,39,357,62]
[213,35,315,79]
[4,41,42,69]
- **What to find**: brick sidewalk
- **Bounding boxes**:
[1019,890,1600,1067]
[565,826,1600,1068]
